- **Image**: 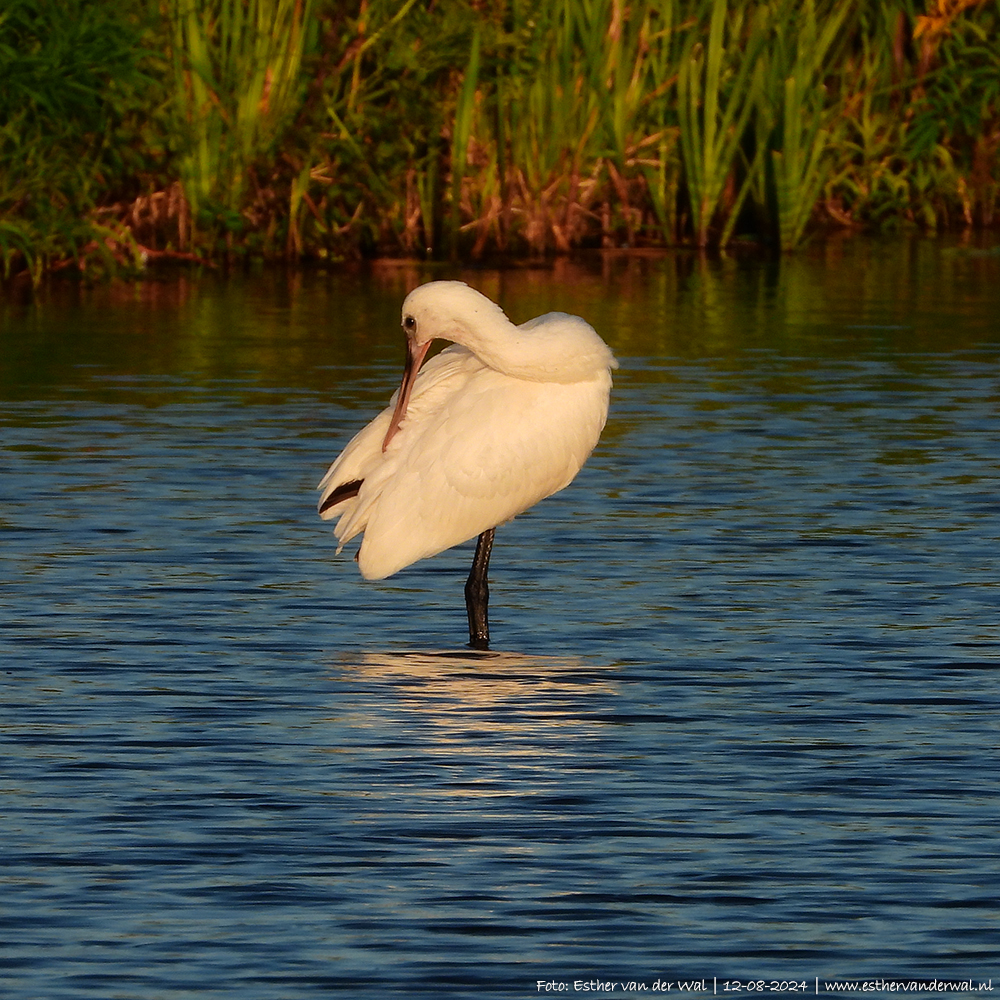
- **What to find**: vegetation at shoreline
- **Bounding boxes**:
[1,0,998,283]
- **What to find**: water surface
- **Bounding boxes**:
[1,239,999,998]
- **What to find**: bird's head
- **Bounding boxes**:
[382,282,513,453]
[400,280,508,350]
[384,282,505,452]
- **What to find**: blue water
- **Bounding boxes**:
[1,241,998,998]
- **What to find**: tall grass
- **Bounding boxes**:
[676,0,765,247]
[282,0,1000,258]
[166,0,318,246]
[3,0,1000,283]
[0,0,157,281]
[759,0,855,250]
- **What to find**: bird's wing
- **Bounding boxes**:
[316,345,486,531]
[316,408,390,520]
[316,346,480,520]
[353,367,611,579]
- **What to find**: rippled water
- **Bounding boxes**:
[2,240,999,998]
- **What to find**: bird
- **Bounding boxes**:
[317,280,617,649]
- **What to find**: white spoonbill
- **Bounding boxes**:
[317,280,617,648]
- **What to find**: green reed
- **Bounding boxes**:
[676,0,766,247]
[457,0,684,253]
[166,0,317,244]
[0,0,156,282]
[4,0,1000,282]
[757,0,855,250]
[449,27,481,259]
[498,1,608,252]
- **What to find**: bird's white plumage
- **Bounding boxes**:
[317,281,616,580]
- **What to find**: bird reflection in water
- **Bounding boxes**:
[323,649,621,744]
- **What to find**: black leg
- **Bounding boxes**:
[465,527,495,650]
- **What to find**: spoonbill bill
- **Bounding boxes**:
[317,280,616,648]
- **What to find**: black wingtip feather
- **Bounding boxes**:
[319,478,363,514]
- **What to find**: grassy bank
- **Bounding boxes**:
[2,0,998,283]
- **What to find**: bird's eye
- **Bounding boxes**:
[403,315,417,335]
